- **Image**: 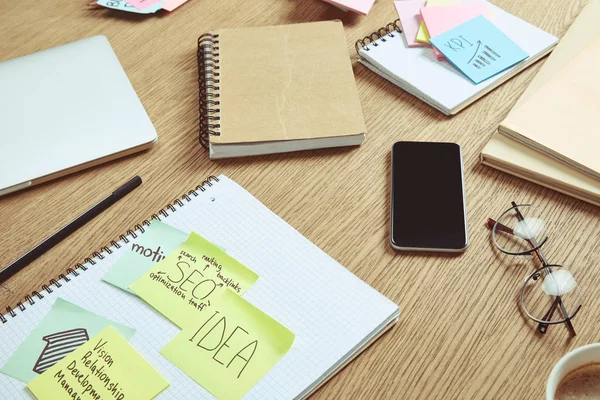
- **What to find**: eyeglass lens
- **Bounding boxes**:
[492,204,548,255]
[521,265,581,324]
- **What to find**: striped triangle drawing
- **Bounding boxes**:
[33,328,89,374]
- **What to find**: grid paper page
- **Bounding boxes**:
[0,175,399,399]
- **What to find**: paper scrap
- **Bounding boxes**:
[0,298,134,384]
[130,232,259,328]
[416,0,457,43]
[96,0,164,13]
[429,15,529,84]
[421,3,491,59]
[321,0,376,15]
[27,326,169,400]
[394,0,428,48]
[126,0,162,10]
[160,290,294,400]
[102,221,188,294]
[161,0,189,11]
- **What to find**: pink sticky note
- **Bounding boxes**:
[420,3,490,59]
[162,0,188,11]
[394,0,428,47]
[127,0,162,10]
[321,0,376,15]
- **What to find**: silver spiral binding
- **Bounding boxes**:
[197,34,221,149]
[355,20,402,54]
[1,176,220,324]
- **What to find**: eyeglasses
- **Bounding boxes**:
[487,202,582,336]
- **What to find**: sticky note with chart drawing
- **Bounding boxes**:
[102,221,189,294]
[160,290,295,400]
[129,232,259,328]
[27,326,169,400]
[429,16,528,84]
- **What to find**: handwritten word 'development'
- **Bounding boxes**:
[52,338,124,400]
[188,310,257,379]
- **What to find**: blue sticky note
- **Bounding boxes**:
[429,16,529,84]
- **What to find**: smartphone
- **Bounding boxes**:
[390,141,468,252]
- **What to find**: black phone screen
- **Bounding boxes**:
[391,141,468,251]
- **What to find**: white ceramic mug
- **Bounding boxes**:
[547,343,600,400]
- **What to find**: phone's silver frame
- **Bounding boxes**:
[389,143,469,253]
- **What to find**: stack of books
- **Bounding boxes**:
[481,0,600,206]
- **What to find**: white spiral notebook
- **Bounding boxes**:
[356,0,557,115]
[0,175,399,399]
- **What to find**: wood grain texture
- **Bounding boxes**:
[1,0,599,398]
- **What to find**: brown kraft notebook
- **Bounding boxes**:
[197,20,367,159]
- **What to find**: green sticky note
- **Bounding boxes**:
[102,221,188,293]
[27,326,169,400]
[130,232,259,328]
[0,298,135,384]
[160,290,295,400]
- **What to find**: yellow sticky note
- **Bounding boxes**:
[130,232,259,328]
[416,0,457,43]
[27,326,169,400]
[161,290,295,400]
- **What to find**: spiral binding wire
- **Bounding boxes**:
[197,34,221,149]
[354,20,403,54]
[1,176,220,324]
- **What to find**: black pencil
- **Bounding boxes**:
[0,176,142,283]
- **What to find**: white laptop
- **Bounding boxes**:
[0,35,157,197]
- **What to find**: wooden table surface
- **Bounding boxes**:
[1,0,598,398]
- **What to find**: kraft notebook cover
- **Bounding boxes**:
[197,21,367,159]
[482,0,600,206]
[357,0,557,115]
[0,175,400,399]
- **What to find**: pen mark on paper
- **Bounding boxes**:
[468,40,482,64]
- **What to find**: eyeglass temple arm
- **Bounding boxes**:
[510,202,576,337]
[540,297,577,337]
